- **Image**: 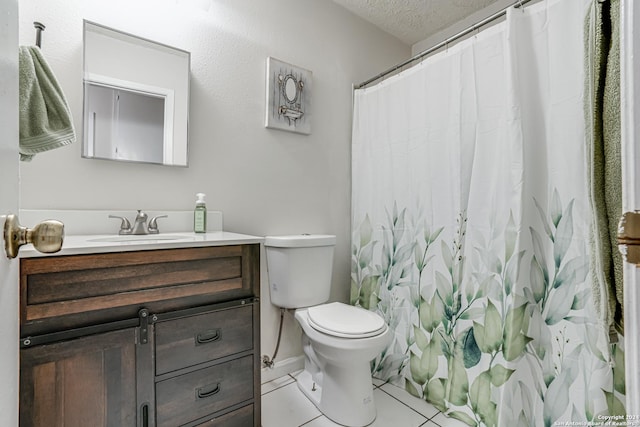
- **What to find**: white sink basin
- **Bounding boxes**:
[88,234,193,243]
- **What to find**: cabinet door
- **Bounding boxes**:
[20,328,137,427]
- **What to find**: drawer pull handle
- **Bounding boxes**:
[196,383,221,399]
[195,328,221,345]
[140,403,149,427]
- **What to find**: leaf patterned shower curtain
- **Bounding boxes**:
[351,0,625,425]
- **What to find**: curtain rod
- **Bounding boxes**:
[355,0,536,90]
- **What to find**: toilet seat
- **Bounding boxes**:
[306,302,386,338]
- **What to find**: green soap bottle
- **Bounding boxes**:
[194,193,207,233]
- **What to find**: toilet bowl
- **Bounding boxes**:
[264,235,390,426]
[294,303,390,427]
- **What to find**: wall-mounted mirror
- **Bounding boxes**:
[82,21,190,166]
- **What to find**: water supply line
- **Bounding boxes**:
[262,307,285,368]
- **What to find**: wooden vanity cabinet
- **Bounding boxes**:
[19,244,261,427]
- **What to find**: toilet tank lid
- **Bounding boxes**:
[264,234,336,248]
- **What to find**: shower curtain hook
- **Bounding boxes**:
[517,0,525,12]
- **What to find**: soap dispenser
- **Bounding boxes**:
[194,193,207,233]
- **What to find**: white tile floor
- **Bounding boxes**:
[261,372,470,427]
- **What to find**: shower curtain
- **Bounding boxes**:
[351,0,625,425]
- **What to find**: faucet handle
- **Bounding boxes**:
[148,215,168,234]
[108,215,132,234]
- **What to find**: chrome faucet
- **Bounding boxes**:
[109,210,167,235]
[131,210,148,235]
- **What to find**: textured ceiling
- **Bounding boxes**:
[332,0,502,45]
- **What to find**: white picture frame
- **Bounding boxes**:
[265,57,312,135]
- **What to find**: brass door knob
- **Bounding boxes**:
[618,211,640,265]
[4,214,64,259]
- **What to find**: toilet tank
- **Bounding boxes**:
[264,234,336,309]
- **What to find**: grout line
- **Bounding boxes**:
[264,373,445,426]
[260,378,296,396]
[298,414,324,426]
[426,409,442,421]
[377,386,435,422]
[259,387,279,397]
[378,382,444,421]
[372,377,389,388]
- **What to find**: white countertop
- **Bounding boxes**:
[20,231,264,258]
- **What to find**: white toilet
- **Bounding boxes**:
[265,234,390,427]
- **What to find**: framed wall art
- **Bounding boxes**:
[265,57,312,135]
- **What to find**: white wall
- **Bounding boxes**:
[18,0,409,366]
[411,0,518,55]
[0,0,20,425]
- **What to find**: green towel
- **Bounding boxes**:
[19,46,75,161]
[586,0,623,337]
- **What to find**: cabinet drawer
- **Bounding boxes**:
[155,305,253,375]
[192,404,253,426]
[156,355,254,427]
[20,244,261,338]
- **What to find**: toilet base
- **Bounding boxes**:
[297,362,376,426]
